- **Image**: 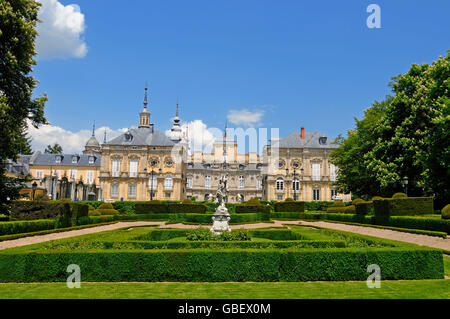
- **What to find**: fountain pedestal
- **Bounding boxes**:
[210,204,231,235]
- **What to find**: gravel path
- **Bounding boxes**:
[0,219,449,251]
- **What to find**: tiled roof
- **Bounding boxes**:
[5,156,31,175]
[30,152,101,167]
[105,127,175,146]
[271,131,339,149]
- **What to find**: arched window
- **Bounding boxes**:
[292,178,300,191]
[149,174,157,190]
[164,175,173,190]
[276,178,284,192]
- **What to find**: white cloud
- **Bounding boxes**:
[227,109,264,127]
[166,120,223,155]
[36,0,87,59]
[27,120,127,154]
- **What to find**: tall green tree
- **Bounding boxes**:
[331,51,450,206]
[16,131,34,155]
[44,143,63,154]
[0,0,47,212]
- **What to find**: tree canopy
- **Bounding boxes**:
[331,51,450,207]
[0,0,47,213]
[44,143,63,154]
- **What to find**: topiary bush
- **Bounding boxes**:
[273,201,305,212]
[392,192,407,198]
[284,198,294,202]
[442,204,450,220]
[372,196,383,201]
[245,197,261,205]
[182,199,193,204]
[352,198,365,205]
[332,201,345,207]
[98,203,114,210]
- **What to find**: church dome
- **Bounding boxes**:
[86,135,100,148]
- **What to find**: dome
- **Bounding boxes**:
[85,136,100,148]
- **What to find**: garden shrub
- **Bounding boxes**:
[273,201,305,212]
[0,247,441,282]
[96,208,119,215]
[77,201,103,209]
[372,196,383,201]
[355,201,373,215]
[182,199,193,204]
[71,203,89,221]
[352,198,365,205]
[284,198,294,202]
[88,210,101,216]
[270,212,301,220]
[98,203,114,210]
[441,204,450,220]
[55,203,72,228]
[304,201,334,211]
[9,201,63,221]
[167,203,207,214]
[0,215,9,222]
[235,204,271,214]
[332,201,345,207]
[135,202,169,214]
[392,192,408,198]
[0,219,56,235]
[374,197,434,216]
[245,197,261,205]
[186,228,251,241]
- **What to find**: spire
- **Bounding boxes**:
[92,121,96,137]
[176,99,179,118]
[103,129,107,143]
[143,85,148,108]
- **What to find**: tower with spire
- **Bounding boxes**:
[138,86,151,129]
[168,100,183,143]
[84,121,101,155]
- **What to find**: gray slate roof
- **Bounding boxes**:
[30,152,101,167]
[271,131,339,149]
[5,156,31,175]
[105,127,175,147]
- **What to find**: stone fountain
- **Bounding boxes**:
[210,174,231,235]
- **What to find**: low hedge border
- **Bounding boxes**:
[0,247,443,282]
[270,212,301,220]
[0,221,119,242]
[301,212,450,234]
[320,219,448,238]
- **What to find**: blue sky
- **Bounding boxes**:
[30,0,450,153]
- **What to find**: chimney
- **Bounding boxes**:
[301,127,305,140]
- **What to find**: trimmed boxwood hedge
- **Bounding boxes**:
[235,204,271,214]
[135,203,169,214]
[274,201,305,212]
[167,203,207,214]
[374,197,434,216]
[0,247,442,282]
[0,219,56,235]
[270,212,301,220]
[9,201,63,220]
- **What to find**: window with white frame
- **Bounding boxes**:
[238,176,244,190]
[55,155,62,164]
[330,164,337,182]
[128,184,137,197]
[149,175,157,190]
[164,175,173,190]
[331,189,338,199]
[72,156,78,164]
[69,169,77,180]
[313,188,321,201]
[276,178,284,192]
[187,177,192,189]
[86,171,94,185]
[89,156,95,164]
[257,179,262,190]
[111,184,119,197]
[205,175,211,189]
[312,163,321,181]
[129,160,138,177]
[112,160,121,177]
[36,170,43,179]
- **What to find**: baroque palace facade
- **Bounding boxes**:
[21,88,350,202]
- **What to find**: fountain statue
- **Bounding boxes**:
[210,174,231,235]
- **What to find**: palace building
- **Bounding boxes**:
[23,88,349,202]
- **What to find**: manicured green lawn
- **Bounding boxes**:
[444,255,450,277]
[0,280,448,299]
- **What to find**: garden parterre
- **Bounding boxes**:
[0,225,444,282]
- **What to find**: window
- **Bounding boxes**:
[257,179,262,190]
[89,156,95,164]
[238,176,244,190]
[86,171,94,184]
[128,184,137,197]
[331,189,338,199]
[165,158,173,167]
[165,192,171,198]
[111,184,119,197]
[187,177,192,189]
[55,155,62,164]
[313,188,321,201]
[277,195,284,201]
[276,178,284,192]
[69,169,77,180]
[129,160,138,177]
[72,156,78,164]
[149,175,157,190]
[164,175,173,190]
[112,160,121,177]
[330,164,337,182]
[205,175,211,189]
[292,178,300,191]
[36,170,43,179]
[312,163,321,181]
